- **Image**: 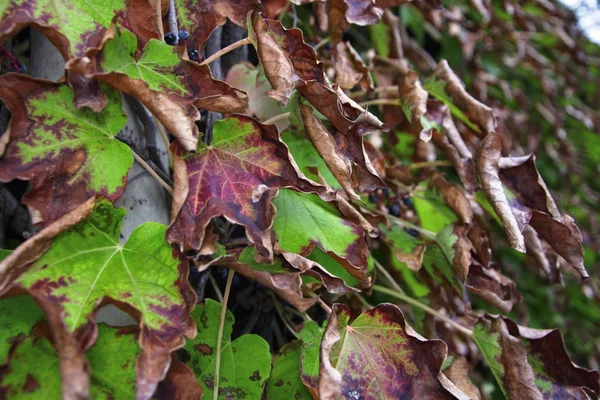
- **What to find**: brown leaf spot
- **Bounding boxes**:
[195,343,213,355]
[249,370,261,381]
[23,374,40,393]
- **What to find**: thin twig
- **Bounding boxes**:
[208,273,224,303]
[372,210,437,241]
[408,160,453,169]
[270,293,300,339]
[131,150,174,195]
[373,259,406,295]
[313,37,331,51]
[200,38,251,66]
[167,0,178,35]
[278,1,291,22]
[263,112,291,125]
[302,286,332,314]
[372,285,473,336]
[214,269,235,400]
[359,99,401,107]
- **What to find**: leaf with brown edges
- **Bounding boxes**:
[166,115,324,259]
[0,199,197,400]
[0,75,131,225]
[68,25,247,152]
[474,315,599,399]
[174,0,261,51]
[319,303,461,399]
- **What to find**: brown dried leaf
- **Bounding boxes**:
[474,133,527,252]
[174,0,261,51]
[300,103,359,200]
[299,81,387,135]
[153,356,204,400]
[474,315,599,399]
[434,60,497,136]
[327,0,383,44]
[333,41,374,91]
[465,261,521,314]
[430,173,473,226]
[443,356,482,400]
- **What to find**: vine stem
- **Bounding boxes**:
[409,160,452,169]
[302,286,332,314]
[263,112,291,125]
[358,99,401,107]
[213,269,235,400]
[313,37,331,51]
[131,150,174,195]
[200,38,251,66]
[373,259,405,295]
[372,285,473,336]
[376,211,437,241]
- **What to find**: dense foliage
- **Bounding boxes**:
[0,0,599,398]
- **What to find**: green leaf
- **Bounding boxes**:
[0,295,45,362]
[15,200,193,337]
[273,189,369,283]
[369,22,390,57]
[297,321,324,394]
[0,77,131,223]
[0,0,126,57]
[413,186,458,233]
[183,299,271,399]
[281,130,340,189]
[423,78,480,132]
[0,324,140,399]
[266,341,312,400]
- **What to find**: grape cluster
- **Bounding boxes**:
[164,29,200,62]
[368,187,419,237]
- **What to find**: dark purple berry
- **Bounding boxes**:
[389,203,401,217]
[402,196,414,207]
[406,228,419,237]
[368,194,378,204]
[178,29,190,40]
[188,48,199,61]
[382,187,390,197]
[164,32,177,45]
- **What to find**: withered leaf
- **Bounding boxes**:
[174,0,261,51]
[327,0,383,44]
[167,115,324,259]
[432,60,497,136]
[199,247,355,311]
[68,25,247,152]
[0,75,131,225]
[474,315,599,399]
[333,41,374,91]
[248,13,325,105]
[319,303,458,399]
